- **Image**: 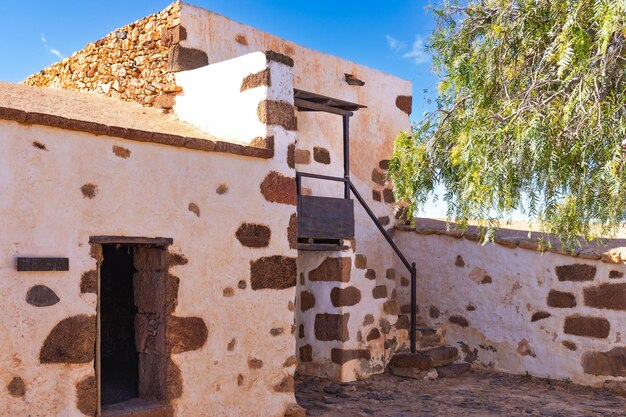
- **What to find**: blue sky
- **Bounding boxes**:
[1,0,449,217]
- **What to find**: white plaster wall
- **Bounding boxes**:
[0,56,297,416]
[394,231,626,387]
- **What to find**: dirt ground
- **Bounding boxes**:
[295,370,626,417]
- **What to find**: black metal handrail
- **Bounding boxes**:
[296,170,418,353]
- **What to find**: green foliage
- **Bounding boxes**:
[390,0,626,248]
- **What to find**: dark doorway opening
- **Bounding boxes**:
[100,244,139,406]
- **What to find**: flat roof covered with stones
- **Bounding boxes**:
[0,82,273,158]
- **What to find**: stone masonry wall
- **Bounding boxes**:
[394,228,626,395]
[24,2,189,109]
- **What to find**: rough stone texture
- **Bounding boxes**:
[25,285,60,307]
[295,371,626,417]
[273,375,295,393]
[366,328,381,341]
[331,348,371,365]
[250,256,297,290]
[313,147,331,164]
[562,341,578,351]
[299,344,312,362]
[287,143,295,169]
[531,311,551,322]
[257,100,297,130]
[300,291,316,311]
[81,183,98,199]
[365,269,376,280]
[40,315,96,363]
[308,257,351,282]
[547,290,577,308]
[556,264,596,282]
[582,347,626,376]
[167,44,209,72]
[314,313,350,342]
[517,338,536,358]
[265,50,295,67]
[363,314,375,326]
[248,358,264,369]
[455,255,465,267]
[76,375,96,416]
[371,169,385,186]
[372,190,382,202]
[383,300,399,315]
[584,283,626,311]
[610,270,624,279]
[134,247,167,271]
[7,376,25,397]
[260,171,297,205]
[284,403,307,417]
[429,305,440,319]
[372,285,388,299]
[236,223,271,248]
[395,315,410,330]
[449,315,469,327]
[386,268,396,280]
[379,159,390,170]
[383,188,395,204]
[380,319,391,334]
[223,287,234,297]
[354,255,367,270]
[395,95,413,115]
[187,202,200,217]
[24,2,181,108]
[133,271,167,313]
[240,68,271,92]
[112,145,131,158]
[216,184,229,194]
[564,315,610,338]
[166,316,208,354]
[378,216,390,226]
[288,213,298,250]
[294,149,310,165]
[330,286,361,307]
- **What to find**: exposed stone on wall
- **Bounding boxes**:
[299,345,312,362]
[257,100,297,131]
[188,202,200,217]
[288,213,298,250]
[555,264,596,282]
[75,375,97,416]
[563,315,610,338]
[581,347,626,376]
[25,285,60,307]
[313,147,331,164]
[295,149,310,164]
[240,68,271,92]
[24,2,182,108]
[300,291,316,311]
[330,286,361,307]
[449,315,469,327]
[547,290,576,308]
[308,257,351,282]
[531,311,551,322]
[260,171,297,205]
[250,256,297,289]
[236,223,271,248]
[7,376,25,398]
[395,95,412,115]
[314,313,350,342]
[112,145,131,158]
[331,348,371,364]
[609,270,624,279]
[166,316,209,354]
[40,315,96,363]
[372,285,388,299]
[584,283,626,311]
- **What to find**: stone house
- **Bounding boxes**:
[1,2,625,417]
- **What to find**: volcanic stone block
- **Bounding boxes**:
[386,268,396,280]
[288,213,298,249]
[308,257,351,282]
[80,270,98,294]
[134,271,167,313]
[313,147,331,164]
[365,269,376,280]
[330,286,361,307]
[372,285,388,299]
[379,159,390,170]
[294,149,311,165]
[547,290,577,308]
[299,344,312,362]
[366,328,381,341]
[135,313,165,354]
[562,341,577,351]
[26,285,60,307]
[449,315,469,327]
[396,315,410,330]
[260,171,297,205]
[166,316,208,354]
[584,283,626,311]
[555,264,596,282]
[371,169,385,186]
[455,256,465,267]
[331,348,371,365]
[582,347,626,376]
[257,100,297,131]
[236,223,271,248]
[372,190,382,202]
[240,68,271,92]
[300,291,316,311]
[76,375,96,416]
[7,376,25,397]
[314,313,350,342]
[383,300,399,315]
[437,363,471,378]
[383,188,395,203]
[609,270,624,279]
[564,315,610,338]
[134,247,167,271]
[167,44,209,71]
[354,255,367,269]
[531,311,551,322]
[40,315,96,364]
[396,95,413,115]
[250,256,297,289]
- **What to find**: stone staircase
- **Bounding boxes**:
[388,326,471,379]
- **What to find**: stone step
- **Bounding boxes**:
[436,362,472,378]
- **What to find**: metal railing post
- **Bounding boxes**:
[410,262,417,353]
[343,115,350,199]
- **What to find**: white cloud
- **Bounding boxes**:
[403,35,429,64]
[40,33,65,60]
[385,34,407,52]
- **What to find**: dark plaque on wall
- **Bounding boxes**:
[16,257,69,271]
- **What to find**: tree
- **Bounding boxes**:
[390,0,626,248]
